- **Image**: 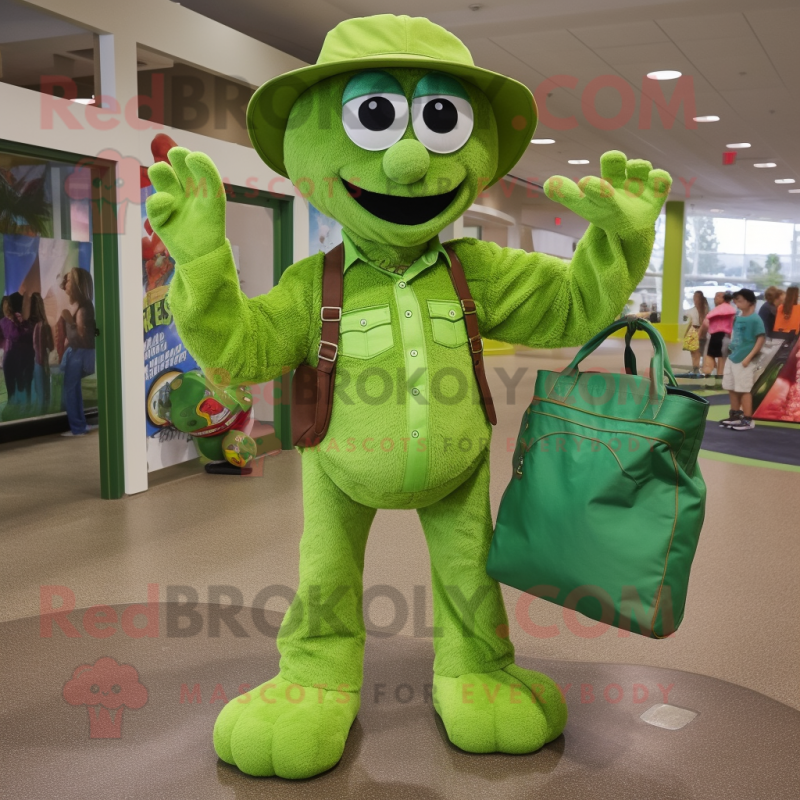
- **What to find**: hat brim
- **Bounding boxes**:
[247,54,537,188]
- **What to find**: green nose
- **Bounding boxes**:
[382,139,430,185]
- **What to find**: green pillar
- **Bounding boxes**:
[661,200,685,342]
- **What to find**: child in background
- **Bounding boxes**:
[28,292,54,412]
[700,291,736,382]
[758,286,784,336]
[720,289,766,431]
[0,293,35,411]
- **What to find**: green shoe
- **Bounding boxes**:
[433,664,567,754]
[213,677,360,779]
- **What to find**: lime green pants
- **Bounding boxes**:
[277,446,516,691]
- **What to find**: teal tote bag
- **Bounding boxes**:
[487,319,709,638]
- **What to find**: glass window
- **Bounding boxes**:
[0,0,97,102]
[683,212,799,310]
[1,150,95,425]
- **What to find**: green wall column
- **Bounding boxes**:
[661,200,685,342]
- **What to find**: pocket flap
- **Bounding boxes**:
[427,300,463,322]
[340,305,392,333]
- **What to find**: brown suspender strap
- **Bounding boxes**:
[292,243,495,447]
[290,244,343,447]
[444,245,498,425]
[314,243,344,436]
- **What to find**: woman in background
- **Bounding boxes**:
[27,292,54,412]
[683,290,709,376]
[773,286,800,336]
[60,268,97,436]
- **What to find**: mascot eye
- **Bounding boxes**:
[411,95,474,154]
[342,93,409,151]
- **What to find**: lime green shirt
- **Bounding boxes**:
[341,230,455,494]
[167,223,655,508]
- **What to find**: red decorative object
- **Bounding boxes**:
[555,217,562,225]
[722,152,737,166]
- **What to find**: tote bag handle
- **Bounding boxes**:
[547,318,678,419]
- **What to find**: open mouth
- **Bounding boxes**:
[342,179,461,226]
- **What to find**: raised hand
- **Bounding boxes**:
[146,148,226,266]
[543,151,672,238]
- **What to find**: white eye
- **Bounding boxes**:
[411,95,474,154]
[342,93,409,151]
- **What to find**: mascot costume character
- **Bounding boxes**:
[146,14,672,780]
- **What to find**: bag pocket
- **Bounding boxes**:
[340,304,394,359]
[427,300,468,348]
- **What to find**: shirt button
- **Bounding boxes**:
[405,310,412,318]
[398,281,406,288]
[449,310,456,317]
[411,387,420,396]
[411,430,419,438]
[410,349,418,357]
[360,319,367,326]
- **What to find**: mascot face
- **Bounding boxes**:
[283,68,499,246]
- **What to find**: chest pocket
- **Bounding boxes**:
[340,305,394,359]
[428,300,469,348]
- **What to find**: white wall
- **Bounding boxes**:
[0,0,310,494]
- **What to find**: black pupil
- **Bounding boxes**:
[423,98,458,134]
[358,96,395,131]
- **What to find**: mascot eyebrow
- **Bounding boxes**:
[342,70,471,105]
[342,70,404,104]
[413,71,471,102]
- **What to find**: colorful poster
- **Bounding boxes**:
[140,184,200,471]
[754,335,800,423]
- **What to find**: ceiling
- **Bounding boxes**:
[175,0,800,224]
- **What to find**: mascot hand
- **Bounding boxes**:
[146,147,226,265]
[543,150,672,238]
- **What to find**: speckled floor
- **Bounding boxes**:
[1,340,798,798]
[2,605,799,800]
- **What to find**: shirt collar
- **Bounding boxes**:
[341,229,451,281]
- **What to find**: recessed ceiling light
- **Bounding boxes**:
[531,138,555,144]
[710,208,724,212]
[71,96,95,105]
[754,162,777,168]
[789,189,800,193]
[568,159,590,164]
[726,143,751,149]
[775,178,796,184]
[693,115,720,122]
[647,70,682,80]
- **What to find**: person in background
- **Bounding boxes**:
[773,286,800,336]
[720,289,766,431]
[60,268,97,436]
[26,292,54,412]
[683,290,709,376]
[699,290,736,382]
[0,292,35,413]
[758,286,784,336]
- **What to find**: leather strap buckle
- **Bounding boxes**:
[321,306,342,322]
[461,298,477,315]
[318,341,339,362]
[469,335,483,354]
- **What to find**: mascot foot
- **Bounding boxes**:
[213,677,359,779]
[433,664,567,754]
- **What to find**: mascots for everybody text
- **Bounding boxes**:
[147,14,671,779]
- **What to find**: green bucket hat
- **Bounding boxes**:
[247,14,537,187]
